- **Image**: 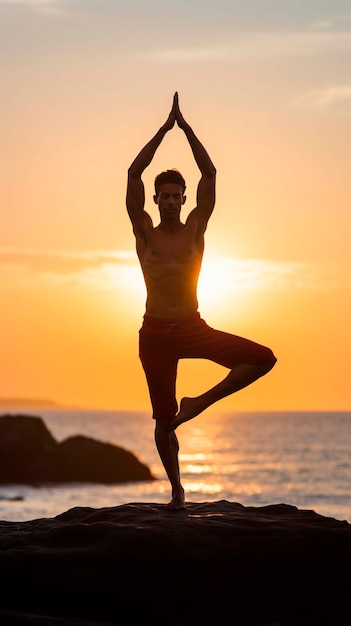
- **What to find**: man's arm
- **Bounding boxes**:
[126,96,177,235]
[175,93,216,226]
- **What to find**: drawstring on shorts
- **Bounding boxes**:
[162,322,185,339]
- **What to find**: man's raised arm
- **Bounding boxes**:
[174,93,216,224]
[126,96,177,231]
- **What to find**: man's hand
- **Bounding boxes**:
[160,93,177,132]
[174,92,190,131]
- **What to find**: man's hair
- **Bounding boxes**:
[154,169,186,196]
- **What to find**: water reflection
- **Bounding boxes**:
[183,481,223,495]
[1,410,349,522]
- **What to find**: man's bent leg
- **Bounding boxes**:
[155,422,186,510]
[168,321,277,431]
[170,360,274,430]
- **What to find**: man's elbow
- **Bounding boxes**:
[203,165,216,180]
[206,162,216,176]
[128,165,142,179]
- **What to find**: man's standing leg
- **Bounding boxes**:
[154,423,185,510]
[139,326,186,510]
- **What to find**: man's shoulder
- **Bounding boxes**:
[186,207,210,233]
[132,210,153,237]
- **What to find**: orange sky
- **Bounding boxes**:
[1,1,350,411]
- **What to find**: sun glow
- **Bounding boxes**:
[198,255,266,309]
[197,255,238,309]
[103,262,145,293]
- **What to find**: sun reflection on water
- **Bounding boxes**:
[179,453,210,461]
[183,481,224,495]
[230,483,263,496]
[184,464,213,474]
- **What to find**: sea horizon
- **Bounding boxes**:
[1,398,350,413]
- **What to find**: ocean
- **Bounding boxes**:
[1,410,350,523]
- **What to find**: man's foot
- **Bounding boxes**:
[165,487,186,511]
[169,396,205,431]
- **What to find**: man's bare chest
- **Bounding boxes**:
[141,228,201,265]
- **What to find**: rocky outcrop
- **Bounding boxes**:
[0,500,350,625]
[0,414,155,484]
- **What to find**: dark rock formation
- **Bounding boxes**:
[0,501,350,626]
[0,414,155,484]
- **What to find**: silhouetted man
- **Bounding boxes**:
[126,93,276,509]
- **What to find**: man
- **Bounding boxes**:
[126,93,276,510]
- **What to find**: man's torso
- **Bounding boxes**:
[136,215,204,318]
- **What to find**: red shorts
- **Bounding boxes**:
[139,312,276,424]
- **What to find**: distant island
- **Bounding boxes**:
[0,397,62,409]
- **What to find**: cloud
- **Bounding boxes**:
[0,248,142,291]
[0,0,66,14]
[309,11,351,32]
[0,248,346,294]
[145,28,351,63]
[292,85,351,113]
[199,256,347,294]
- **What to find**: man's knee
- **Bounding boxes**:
[155,419,175,435]
[155,421,179,449]
[155,420,168,433]
[260,347,277,373]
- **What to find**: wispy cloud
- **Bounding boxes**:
[0,0,66,14]
[0,248,347,293]
[292,85,351,113]
[199,256,347,293]
[309,11,351,31]
[145,29,351,63]
[0,248,142,291]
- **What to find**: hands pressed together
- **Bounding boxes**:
[162,92,189,132]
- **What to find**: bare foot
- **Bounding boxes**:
[169,396,204,431]
[165,487,186,511]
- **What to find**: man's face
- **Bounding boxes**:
[154,183,186,220]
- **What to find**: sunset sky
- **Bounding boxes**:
[1,0,350,411]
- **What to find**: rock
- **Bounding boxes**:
[0,501,350,625]
[55,435,153,483]
[0,414,155,484]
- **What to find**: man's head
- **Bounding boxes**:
[154,169,186,196]
[154,170,186,221]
